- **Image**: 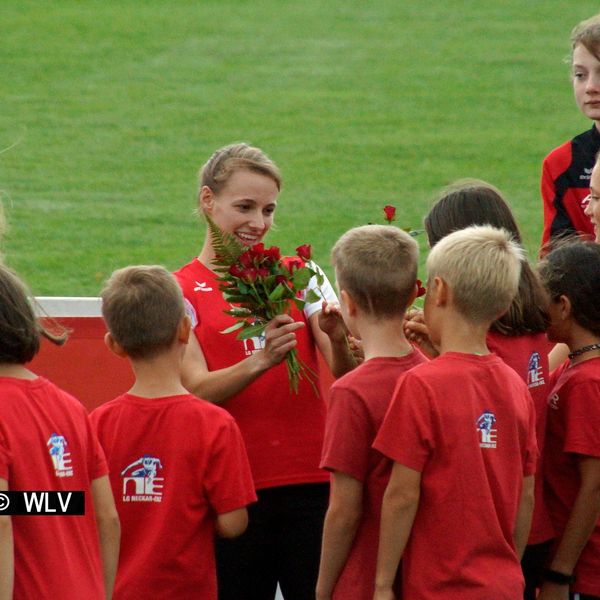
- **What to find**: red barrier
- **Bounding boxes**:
[28,299,334,414]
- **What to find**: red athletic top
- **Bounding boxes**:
[320,352,426,599]
[544,358,600,597]
[374,353,537,599]
[174,258,329,490]
[91,393,256,600]
[0,376,107,600]
[540,125,598,251]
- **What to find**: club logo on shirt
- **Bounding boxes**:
[527,352,545,389]
[193,281,213,292]
[47,433,73,477]
[242,327,266,356]
[121,455,164,503]
[476,411,497,449]
[548,393,560,410]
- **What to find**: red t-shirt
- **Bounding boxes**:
[174,258,328,490]
[0,376,107,600]
[90,393,256,600]
[487,331,554,544]
[320,352,426,599]
[544,357,600,596]
[374,353,538,599]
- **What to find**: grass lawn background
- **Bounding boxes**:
[1,1,598,295]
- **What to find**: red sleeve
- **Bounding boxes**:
[523,394,538,477]
[320,384,372,482]
[204,416,257,514]
[540,143,572,251]
[373,373,434,473]
[84,413,108,481]
[563,380,600,459]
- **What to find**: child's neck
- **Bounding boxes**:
[357,317,414,362]
[437,312,490,356]
[0,364,37,380]
[128,353,189,399]
[565,327,600,366]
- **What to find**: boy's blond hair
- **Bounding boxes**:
[331,224,419,317]
[426,225,523,324]
[101,265,185,359]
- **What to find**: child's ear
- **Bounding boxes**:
[178,315,192,344]
[104,332,127,358]
[340,289,357,317]
[432,276,448,306]
[556,294,572,320]
[199,186,214,215]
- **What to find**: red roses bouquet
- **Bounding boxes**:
[207,216,322,394]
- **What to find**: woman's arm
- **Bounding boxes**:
[181,314,305,404]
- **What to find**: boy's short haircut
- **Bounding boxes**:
[331,224,419,317]
[426,225,523,324]
[101,265,185,359]
[538,240,600,336]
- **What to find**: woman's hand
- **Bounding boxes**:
[257,314,305,370]
[404,309,438,359]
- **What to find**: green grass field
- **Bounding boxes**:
[1,1,598,295]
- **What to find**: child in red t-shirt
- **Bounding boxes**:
[90,266,256,600]
[411,179,554,598]
[316,225,426,600]
[374,226,538,600]
[0,265,120,599]
[537,241,600,600]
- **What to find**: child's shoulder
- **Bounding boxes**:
[333,353,425,390]
[544,126,598,166]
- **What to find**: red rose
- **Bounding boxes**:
[251,243,265,256]
[416,279,426,298]
[257,268,270,278]
[287,258,303,273]
[241,268,259,283]
[275,275,290,286]
[296,244,312,261]
[239,251,254,268]
[383,205,396,224]
[229,264,245,278]
[264,246,281,261]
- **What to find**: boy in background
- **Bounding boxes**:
[374,226,538,600]
[91,266,256,600]
[316,225,426,600]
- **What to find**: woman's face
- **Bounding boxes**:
[585,163,600,243]
[202,169,279,246]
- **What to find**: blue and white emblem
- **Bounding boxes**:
[121,455,164,503]
[476,411,497,449]
[527,352,545,389]
[47,433,73,477]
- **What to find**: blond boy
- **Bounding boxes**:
[90,266,256,600]
[316,225,426,600]
[373,226,537,600]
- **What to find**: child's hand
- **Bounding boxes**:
[348,334,364,365]
[404,309,439,359]
[318,301,347,343]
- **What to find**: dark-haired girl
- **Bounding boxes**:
[538,241,600,600]
[0,265,119,599]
